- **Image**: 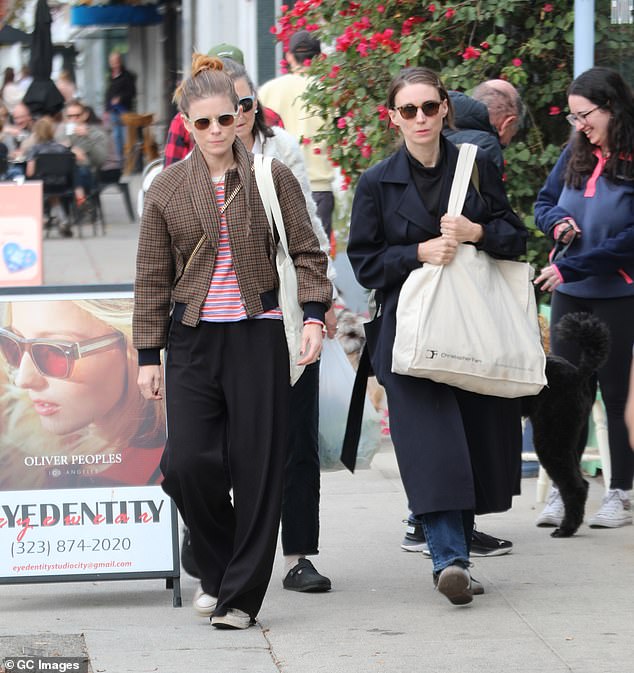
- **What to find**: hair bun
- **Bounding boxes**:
[191,53,224,77]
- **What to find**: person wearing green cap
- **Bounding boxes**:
[208,43,245,64]
[259,30,335,240]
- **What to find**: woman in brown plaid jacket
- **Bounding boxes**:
[132,54,331,630]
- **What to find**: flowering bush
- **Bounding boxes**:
[271,0,628,270]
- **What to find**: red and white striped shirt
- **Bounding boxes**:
[200,176,282,323]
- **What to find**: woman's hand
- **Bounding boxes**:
[440,214,483,243]
[534,264,563,292]
[71,146,87,164]
[297,323,324,365]
[73,123,89,137]
[137,364,163,400]
[417,236,458,265]
[553,218,580,245]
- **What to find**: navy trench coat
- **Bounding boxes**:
[348,138,528,516]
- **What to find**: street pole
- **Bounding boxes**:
[574,0,595,77]
[181,0,193,78]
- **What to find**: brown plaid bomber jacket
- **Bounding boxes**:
[133,140,331,358]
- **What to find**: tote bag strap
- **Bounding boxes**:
[447,143,478,217]
[253,154,291,259]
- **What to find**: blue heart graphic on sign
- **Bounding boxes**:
[3,242,37,273]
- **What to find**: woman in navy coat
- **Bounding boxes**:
[348,67,527,605]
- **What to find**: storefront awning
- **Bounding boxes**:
[70,5,163,28]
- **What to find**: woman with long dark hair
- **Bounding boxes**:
[535,67,634,528]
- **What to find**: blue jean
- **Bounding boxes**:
[110,109,125,162]
[420,510,474,574]
[6,164,24,180]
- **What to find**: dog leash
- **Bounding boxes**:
[550,223,578,263]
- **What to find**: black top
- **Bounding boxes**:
[105,68,136,112]
[26,140,71,162]
[406,143,445,221]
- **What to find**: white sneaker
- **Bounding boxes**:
[211,608,253,630]
[193,585,217,617]
[536,487,564,527]
[51,205,69,226]
[588,489,633,528]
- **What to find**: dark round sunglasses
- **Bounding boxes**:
[395,100,442,120]
[0,327,125,379]
[185,111,238,130]
[239,96,255,113]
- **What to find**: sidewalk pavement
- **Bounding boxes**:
[4,176,634,673]
[3,450,634,673]
[40,174,143,287]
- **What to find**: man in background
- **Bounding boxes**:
[445,79,523,175]
[104,51,136,162]
[57,98,108,200]
[259,30,335,240]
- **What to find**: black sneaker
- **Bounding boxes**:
[180,527,200,578]
[401,518,428,552]
[58,221,73,238]
[283,558,331,592]
[470,529,513,557]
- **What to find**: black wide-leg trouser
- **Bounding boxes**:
[281,360,321,556]
[161,318,290,619]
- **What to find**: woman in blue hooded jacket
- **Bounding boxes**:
[534,67,634,529]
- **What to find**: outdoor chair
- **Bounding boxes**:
[95,166,136,225]
[32,151,81,238]
[0,150,8,180]
[83,173,106,237]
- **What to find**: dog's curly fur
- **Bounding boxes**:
[522,312,610,537]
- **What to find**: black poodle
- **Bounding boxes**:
[522,312,610,537]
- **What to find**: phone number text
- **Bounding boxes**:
[11,537,132,557]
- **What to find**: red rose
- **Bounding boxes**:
[462,46,481,60]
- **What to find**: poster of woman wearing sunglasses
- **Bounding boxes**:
[0,295,166,491]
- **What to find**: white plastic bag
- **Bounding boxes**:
[319,337,382,470]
